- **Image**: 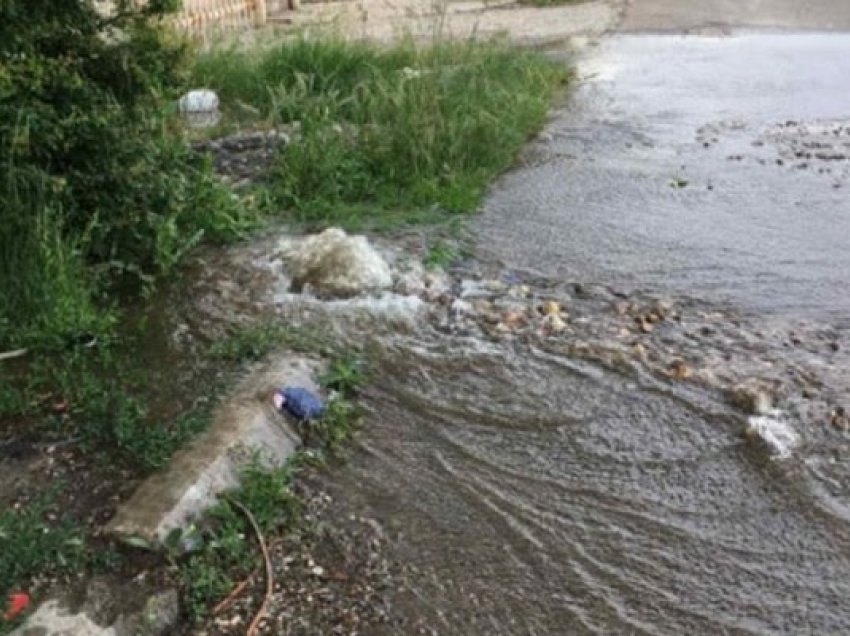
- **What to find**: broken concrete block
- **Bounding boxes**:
[105,356,322,545]
[11,600,115,636]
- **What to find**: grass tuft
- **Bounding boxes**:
[0,488,87,601]
[192,37,568,228]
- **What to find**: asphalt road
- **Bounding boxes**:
[475,0,850,320]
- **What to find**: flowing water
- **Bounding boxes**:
[173,31,850,635]
[305,34,850,635]
[308,302,850,635]
[184,240,850,634]
[178,189,850,636]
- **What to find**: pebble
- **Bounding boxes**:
[450,299,475,317]
[509,284,532,298]
[614,300,631,315]
[542,313,567,333]
[668,359,692,380]
[501,309,527,328]
[483,280,507,293]
[730,382,773,415]
[638,318,654,333]
[542,300,562,316]
[831,407,848,431]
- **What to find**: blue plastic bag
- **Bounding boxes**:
[273,387,325,421]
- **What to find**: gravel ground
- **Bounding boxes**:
[186,479,430,636]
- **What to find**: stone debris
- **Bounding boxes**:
[730,382,773,415]
[668,359,692,380]
[541,300,562,316]
[541,313,568,333]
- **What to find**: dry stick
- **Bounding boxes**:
[212,534,293,615]
[212,578,250,615]
[229,499,275,636]
[0,348,27,362]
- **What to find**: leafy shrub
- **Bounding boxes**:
[0,0,248,349]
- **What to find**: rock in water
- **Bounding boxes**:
[730,382,772,415]
[281,228,393,297]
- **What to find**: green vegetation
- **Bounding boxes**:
[319,355,367,396]
[0,489,87,611]
[180,458,300,620]
[1,2,568,625]
[208,322,332,362]
[423,239,460,269]
[193,38,568,228]
[0,347,209,472]
[0,0,255,353]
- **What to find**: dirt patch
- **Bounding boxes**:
[183,479,427,635]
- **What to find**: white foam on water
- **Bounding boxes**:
[279,228,393,298]
[745,410,800,459]
[274,291,426,329]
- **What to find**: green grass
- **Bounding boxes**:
[180,390,362,621]
[319,355,367,396]
[180,458,301,620]
[423,239,459,270]
[0,346,210,473]
[208,322,337,362]
[0,489,87,617]
[192,37,568,229]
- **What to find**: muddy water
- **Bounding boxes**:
[475,34,850,320]
[176,236,850,634]
[307,313,849,635]
[178,221,850,634]
[299,34,850,635]
[174,31,850,634]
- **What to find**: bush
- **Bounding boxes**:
[0,0,248,349]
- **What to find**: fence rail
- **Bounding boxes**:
[171,0,267,34]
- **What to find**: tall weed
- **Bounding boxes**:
[192,38,568,226]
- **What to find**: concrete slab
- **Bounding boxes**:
[105,355,321,544]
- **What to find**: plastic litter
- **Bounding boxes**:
[3,592,29,621]
[178,89,219,113]
[273,387,325,421]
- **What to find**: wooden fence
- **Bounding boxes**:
[171,0,268,34]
